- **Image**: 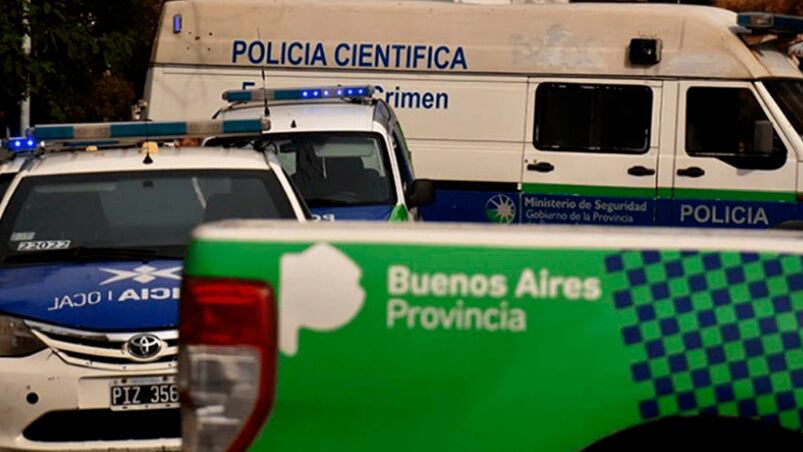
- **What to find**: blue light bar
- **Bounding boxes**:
[32,118,270,143]
[738,12,803,35]
[222,85,374,103]
[4,136,37,153]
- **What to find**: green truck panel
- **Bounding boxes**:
[185,237,803,450]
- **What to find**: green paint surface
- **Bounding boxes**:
[184,240,803,451]
[388,204,409,222]
[522,183,654,199]
[523,183,795,203]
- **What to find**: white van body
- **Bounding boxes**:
[144,0,803,228]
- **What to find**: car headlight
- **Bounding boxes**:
[0,315,47,357]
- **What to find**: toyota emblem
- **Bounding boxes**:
[126,334,164,361]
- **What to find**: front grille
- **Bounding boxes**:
[42,330,178,365]
[27,322,177,371]
[23,408,180,442]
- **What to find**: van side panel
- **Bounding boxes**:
[148,2,803,229]
[517,79,662,226]
[154,1,801,80]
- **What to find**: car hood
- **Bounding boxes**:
[0,260,182,332]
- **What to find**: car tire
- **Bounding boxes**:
[583,415,803,452]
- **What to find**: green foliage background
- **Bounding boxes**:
[0,0,163,133]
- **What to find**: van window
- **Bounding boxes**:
[686,87,786,170]
[534,83,652,154]
[764,81,803,138]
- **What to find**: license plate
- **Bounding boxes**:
[109,375,178,411]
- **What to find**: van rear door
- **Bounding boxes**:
[520,79,661,226]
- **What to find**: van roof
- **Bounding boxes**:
[153,0,803,80]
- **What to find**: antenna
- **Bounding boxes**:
[257,28,270,117]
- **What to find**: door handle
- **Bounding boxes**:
[628,166,656,177]
[677,167,705,178]
[527,162,554,173]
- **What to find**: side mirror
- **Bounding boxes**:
[753,120,773,155]
[405,179,435,208]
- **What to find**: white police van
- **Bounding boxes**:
[0,119,306,451]
[145,1,803,228]
[213,85,434,221]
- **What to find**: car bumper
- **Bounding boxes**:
[0,349,180,451]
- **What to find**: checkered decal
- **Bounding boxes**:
[605,250,803,429]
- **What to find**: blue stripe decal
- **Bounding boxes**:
[110,122,187,138]
[111,122,187,138]
[310,205,393,221]
[666,198,797,229]
[520,193,654,225]
[274,89,303,100]
[223,118,263,134]
[224,91,253,102]
[420,189,520,224]
[109,123,143,138]
[421,189,802,228]
[144,121,187,136]
[34,126,75,140]
[0,260,182,331]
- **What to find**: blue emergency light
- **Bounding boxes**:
[222,86,374,103]
[4,137,37,153]
[32,118,270,143]
[738,12,803,35]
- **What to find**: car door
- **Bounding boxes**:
[671,82,797,228]
[521,79,661,225]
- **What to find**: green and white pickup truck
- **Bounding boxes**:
[178,222,803,451]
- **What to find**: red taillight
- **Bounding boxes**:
[179,277,277,452]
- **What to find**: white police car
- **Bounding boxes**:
[0,118,307,451]
[214,85,434,222]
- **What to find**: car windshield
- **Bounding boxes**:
[0,169,295,265]
[764,80,803,138]
[218,132,395,208]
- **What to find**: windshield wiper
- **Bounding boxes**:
[2,247,184,264]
